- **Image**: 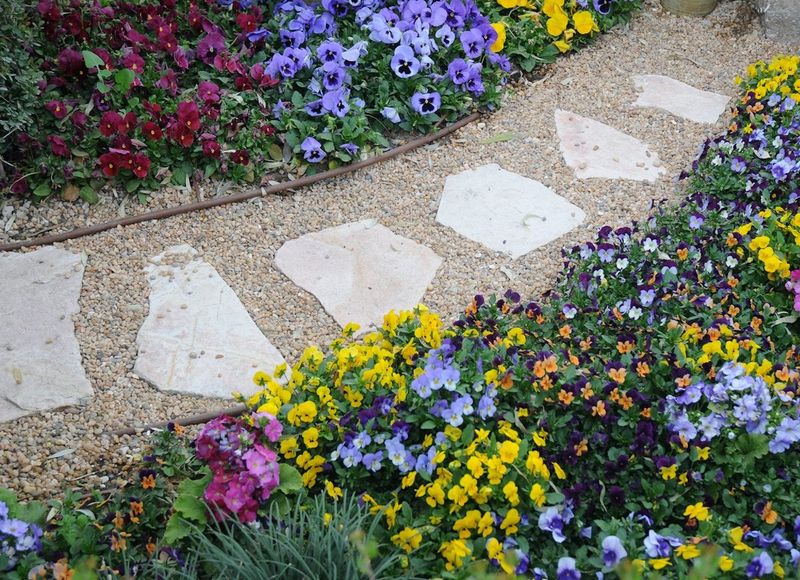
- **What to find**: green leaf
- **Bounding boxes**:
[16,500,46,525]
[479,132,515,144]
[114,68,135,94]
[32,183,51,197]
[81,50,105,70]
[276,464,303,494]
[0,489,19,514]
[125,179,140,193]
[171,167,186,186]
[173,494,207,524]
[268,143,283,161]
[79,186,99,204]
[420,420,437,430]
[163,513,192,545]
[177,471,212,497]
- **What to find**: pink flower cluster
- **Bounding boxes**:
[787,270,800,312]
[195,413,283,522]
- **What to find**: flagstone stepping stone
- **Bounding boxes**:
[275,220,442,330]
[0,246,92,423]
[633,75,730,124]
[555,109,665,182]
[134,244,285,399]
[436,164,585,259]
[761,0,800,43]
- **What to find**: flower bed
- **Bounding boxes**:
[477,0,640,72]
[1,0,638,202]
[4,55,800,579]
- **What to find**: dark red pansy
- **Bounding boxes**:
[260,124,275,136]
[70,111,87,128]
[169,124,194,148]
[45,100,68,119]
[202,139,221,158]
[176,101,200,132]
[111,136,133,152]
[231,150,249,165]
[47,135,70,157]
[121,53,145,74]
[119,112,138,135]
[99,152,121,177]
[99,111,123,137]
[132,154,151,178]
[142,121,162,140]
[236,13,256,33]
[198,81,220,104]
[57,48,85,76]
[9,173,29,194]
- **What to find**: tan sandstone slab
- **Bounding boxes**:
[436,164,585,258]
[555,109,665,182]
[633,74,730,124]
[0,246,92,423]
[275,220,442,329]
[134,245,285,399]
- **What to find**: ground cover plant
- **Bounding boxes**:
[3,55,799,579]
[0,0,639,202]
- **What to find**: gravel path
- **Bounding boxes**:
[0,0,793,499]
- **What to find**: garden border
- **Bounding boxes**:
[0,112,481,253]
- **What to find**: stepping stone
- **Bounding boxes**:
[275,220,442,329]
[555,109,665,182]
[0,246,92,423]
[633,75,730,124]
[134,245,285,399]
[760,0,800,43]
[436,164,585,259]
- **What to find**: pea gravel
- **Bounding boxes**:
[0,0,793,500]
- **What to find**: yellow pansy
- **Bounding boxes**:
[529,483,546,507]
[573,10,597,34]
[490,22,506,53]
[302,427,319,449]
[719,555,735,571]
[499,440,520,463]
[675,544,701,559]
[684,502,710,521]
[729,527,754,552]
[500,508,521,535]
[325,480,343,500]
[542,0,565,17]
[650,558,671,570]
[502,481,520,506]
[547,8,569,37]
[391,527,422,553]
[439,539,471,571]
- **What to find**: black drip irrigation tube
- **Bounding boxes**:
[0,111,481,253]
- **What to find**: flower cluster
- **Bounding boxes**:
[479,0,640,71]
[195,413,283,522]
[0,500,42,571]
[666,361,800,453]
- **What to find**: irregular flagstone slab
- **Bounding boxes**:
[761,0,800,44]
[633,75,730,124]
[275,220,442,329]
[436,164,585,259]
[0,246,92,423]
[135,244,285,399]
[555,109,665,182]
